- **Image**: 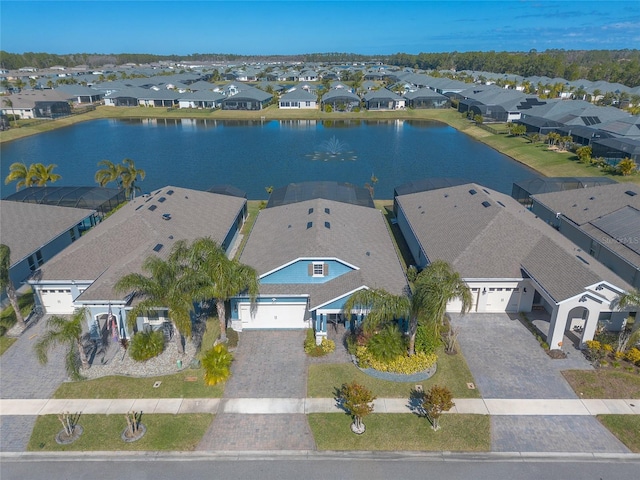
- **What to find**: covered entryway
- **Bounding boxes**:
[39,288,74,314]
[239,302,308,329]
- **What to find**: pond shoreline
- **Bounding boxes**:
[1,105,629,186]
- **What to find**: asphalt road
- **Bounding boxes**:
[1,452,639,480]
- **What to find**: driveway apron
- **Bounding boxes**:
[197,330,316,451]
[0,316,68,451]
[450,312,629,453]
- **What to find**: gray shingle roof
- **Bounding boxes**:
[240,198,407,308]
[0,201,94,266]
[34,186,246,302]
[396,183,631,302]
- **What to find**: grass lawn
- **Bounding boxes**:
[28,413,213,451]
[308,413,489,451]
[597,415,640,453]
[53,369,224,399]
[0,336,17,355]
[562,369,640,398]
[307,347,480,399]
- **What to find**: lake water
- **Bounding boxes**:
[0,118,537,199]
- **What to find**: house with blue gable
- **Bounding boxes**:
[230,182,407,342]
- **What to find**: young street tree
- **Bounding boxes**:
[422,385,455,431]
[340,381,376,434]
[0,244,25,326]
[34,307,90,380]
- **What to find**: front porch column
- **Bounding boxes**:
[547,304,567,350]
[315,313,327,345]
[581,304,603,346]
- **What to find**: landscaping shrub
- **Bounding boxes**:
[626,347,640,366]
[128,330,164,361]
[304,328,335,357]
[226,328,239,348]
[355,346,437,374]
[366,324,406,363]
[201,344,233,386]
[415,324,441,355]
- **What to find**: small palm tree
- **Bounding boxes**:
[115,253,197,355]
[119,158,146,200]
[201,343,233,385]
[31,163,61,186]
[94,159,123,188]
[0,244,25,325]
[178,238,259,342]
[4,162,36,191]
[617,157,638,177]
[34,307,90,380]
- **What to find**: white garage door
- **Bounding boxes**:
[485,288,520,313]
[239,303,308,329]
[40,288,74,315]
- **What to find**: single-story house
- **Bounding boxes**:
[0,200,95,290]
[279,88,318,109]
[29,186,248,340]
[231,182,407,342]
[55,85,103,104]
[403,88,450,109]
[178,91,225,109]
[0,90,71,119]
[530,182,640,289]
[362,88,405,110]
[220,87,272,110]
[394,181,632,348]
[321,89,361,112]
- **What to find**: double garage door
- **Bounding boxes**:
[39,288,74,315]
[239,303,308,329]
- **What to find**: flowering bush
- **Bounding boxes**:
[355,346,437,374]
[625,347,640,365]
[303,329,335,357]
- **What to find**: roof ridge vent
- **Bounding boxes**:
[162,213,172,220]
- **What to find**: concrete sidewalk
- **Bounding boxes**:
[1,397,639,416]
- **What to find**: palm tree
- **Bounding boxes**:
[177,238,259,342]
[119,158,146,200]
[343,260,471,355]
[0,244,25,325]
[34,307,90,380]
[4,162,36,191]
[617,157,638,177]
[31,163,61,186]
[2,97,18,128]
[94,159,123,188]
[115,252,197,355]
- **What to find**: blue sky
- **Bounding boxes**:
[1,1,639,55]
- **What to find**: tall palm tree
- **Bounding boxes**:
[115,252,197,355]
[177,237,259,342]
[34,307,90,380]
[4,162,36,191]
[119,158,146,200]
[94,159,123,188]
[31,163,61,186]
[0,244,25,325]
[343,260,471,355]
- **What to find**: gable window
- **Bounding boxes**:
[309,262,329,277]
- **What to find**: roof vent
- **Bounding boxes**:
[482,201,491,208]
[308,208,314,214]
[482,189,490,195]
[162,213,172,220]
[307,221,312,229]
[625,190,637,197]
[166,189,174,195]
[589,196,595,200]
[325,221,330,229]
[497,201,505,207]
[148,205,157,211]
[325,208,330,214]
[158,197,166,203]
[469,189,477,195]
[153,243,163,252]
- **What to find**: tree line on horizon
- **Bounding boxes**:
[1,49,638,87]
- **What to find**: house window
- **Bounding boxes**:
[309,262,329,277]
[305,101,311,107]
[36,250,44,266]
[28,256,36,271]
[69,228,77,242]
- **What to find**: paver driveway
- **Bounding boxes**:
[450,312,628,453]
[197,330,316,451]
